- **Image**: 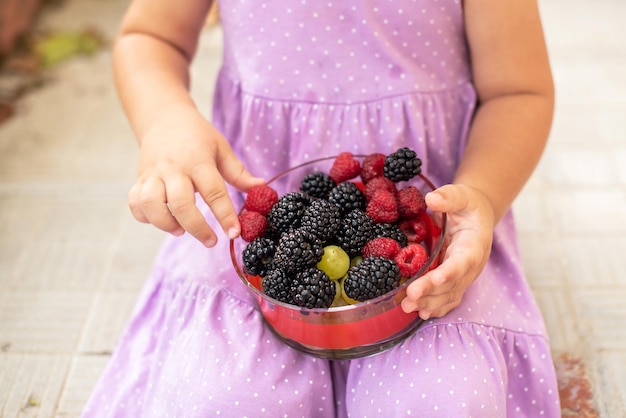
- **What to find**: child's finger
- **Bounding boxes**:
[139,176,184,235]
[425,184,470,213]
[192,163,241,241]
[128,181,149,223]
[165,173,219,246]
[215,149,265,192]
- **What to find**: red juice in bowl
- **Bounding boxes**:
[230,156,446,359]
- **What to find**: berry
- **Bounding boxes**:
[334,209,375,257]
[292,267,336,308]
[300,171,336,199]
[317,245,350,280]
[365,176,397,202]
[373,222,408,247]
[329,152,361,183]
[328,182,366,216]
[366,189,399,223]
[360,153,386,183]
[242,237,276,277]
[238,211,267,242]
[384,147,422,182]
[262,269,294,304]
[397,186,426,219]
[343,256,401,302]
[300,199,341,242]
[394,244,429,277]
[243,185,279,215]
[273,229,324,274]
[267,192,310,236]
[362,237,401,259]
[398,213,430,243]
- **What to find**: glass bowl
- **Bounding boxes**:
[230,155,447,359]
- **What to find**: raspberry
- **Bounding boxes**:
[300,171,336,199]
[328,182,366,216]
[373,222,408,247]
[365,176,397,202]
[343,256,401,302]
[243,185,279,216]
[397,186,426,219]
[329,152,361,183]
[398,216,429,244]
[398,211,433,243]
[360,153,386,183]
[366,189,399,223]
[384,147,422,182]
[394,243,429,277]
[238,211,267,242]
[362,237,401,259]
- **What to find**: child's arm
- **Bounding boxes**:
[113,0,263,247]
[402,0,554,318]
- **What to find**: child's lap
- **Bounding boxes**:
[84,255,559,417]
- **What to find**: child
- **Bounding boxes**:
[83,0,560,416]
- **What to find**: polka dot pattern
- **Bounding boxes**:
[81,1,561,416]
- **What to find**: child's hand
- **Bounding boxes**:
[127,105,264,247]
[401,184,496,319]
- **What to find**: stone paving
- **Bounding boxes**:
[0,0,625,416]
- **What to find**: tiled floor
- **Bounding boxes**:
[0,0,625,416]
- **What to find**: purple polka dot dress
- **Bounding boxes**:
[82,1,561,416]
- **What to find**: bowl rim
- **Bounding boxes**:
[229,154,448,314]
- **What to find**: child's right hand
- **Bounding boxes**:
[127,104,264,247]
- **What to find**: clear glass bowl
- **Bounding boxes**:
[230,155,447,359]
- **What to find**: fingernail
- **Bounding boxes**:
[204,237,217,248]
[227,227,240,240]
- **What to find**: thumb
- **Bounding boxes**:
[216,148,265,193]
[425,184,470,213]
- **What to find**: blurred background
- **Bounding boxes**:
[0,0,624,416]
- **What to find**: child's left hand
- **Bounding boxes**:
[401,184,496,319]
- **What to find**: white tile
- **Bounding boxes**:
[609,146,626,184]
[537,146,618,187]
[572,288,626,350]
[548,187,626,235]
[79,291,139,354]
[533,288,581,353]
[5,197,127,291]
[56,355,110,418]
[0,354,71,418]
[597,351,626,417]
[518,234,565,288]
[0,290,92,352]
[512,189,553,235]
[562,237,626,287]
[102,218,165,291]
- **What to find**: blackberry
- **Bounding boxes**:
[373,222,409,247]
[384,147,422,182]
[267,192,311,236]
[334,209,375,257]
[292,267,336,309]
[242,237,276,277]
[299,199,341,242]
[273,229,324,273]
[328,182,366,216]
[343,256,401,302]
[300,171,336,199]
[262,269,295,305]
